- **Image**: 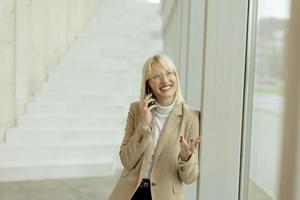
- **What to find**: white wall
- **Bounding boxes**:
[0,0,101,142]
[198,0,248,198]
[162,0,204,108]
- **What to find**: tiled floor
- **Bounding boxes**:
[0,175,119,200]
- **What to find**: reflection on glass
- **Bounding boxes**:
[248,0,290,199]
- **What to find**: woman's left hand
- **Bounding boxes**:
[179,135,203,161]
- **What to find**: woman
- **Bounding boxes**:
[109,54,202,200]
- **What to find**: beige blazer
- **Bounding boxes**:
[109,101,201,200]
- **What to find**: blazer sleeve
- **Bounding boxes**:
[178,111,201,184]
[119,102,153,170]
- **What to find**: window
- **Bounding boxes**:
[243,0,291,199]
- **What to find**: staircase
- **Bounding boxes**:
[0,0,162,181]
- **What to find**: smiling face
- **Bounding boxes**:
[147,61,177,106]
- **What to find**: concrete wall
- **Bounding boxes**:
[0,0,100,142]
[0,0,16,143]
[162,0,248,199]
[198,0,248,198]
[279,0,300,199]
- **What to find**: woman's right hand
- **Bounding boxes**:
[140,93,157,128]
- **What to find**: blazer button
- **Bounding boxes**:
[138,137,143,143]
[180,166,185,171]
[151,182,156,186]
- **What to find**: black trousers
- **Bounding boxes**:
[131,179,152,200]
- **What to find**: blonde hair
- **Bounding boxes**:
[139,54,185,107]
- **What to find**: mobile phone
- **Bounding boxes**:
[146,83,156,107]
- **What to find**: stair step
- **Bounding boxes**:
[17,114,125,129]
[37,87,134,96]
[44,80,134,88]
[0,161,114,182]
[6,129,123,145]
[47,75,132,83]
[59,59,136,68]
[60,55,137,65]
[55,66,131,73]
[26,103,126,114]
[0,144,117,164]
[39,86,131,95]
[64,51,135,61]
[52,64,135,71]
[34,91,137,105]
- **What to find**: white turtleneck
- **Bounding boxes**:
[143,101,176,179]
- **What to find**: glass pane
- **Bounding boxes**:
[248,0,291,199]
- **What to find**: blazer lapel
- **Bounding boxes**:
[138,111,156,181]
[153,102,183,161]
